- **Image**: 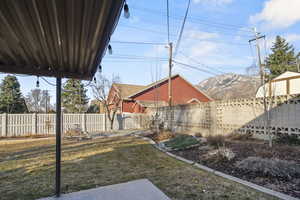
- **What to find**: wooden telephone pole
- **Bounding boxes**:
[168,42,173,106]
[249,28,265,86]
[168,42,173,131]
[249,28,273,147]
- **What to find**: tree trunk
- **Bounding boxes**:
[110,119,113,130]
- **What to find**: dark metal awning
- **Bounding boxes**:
[0,0,124,80]
[0,1,125,198]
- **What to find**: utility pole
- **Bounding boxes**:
[168,42,173,106]
[297,57,300,72]
[168,42,173,131]
[249,28,265,86]
[249,28,272,147]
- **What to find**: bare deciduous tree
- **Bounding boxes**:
[91,73,121,130]
[25,89,51,113]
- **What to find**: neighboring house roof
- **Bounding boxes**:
[273,71,300,80]
[111,74,212,102]
[127,74,179,98]
[256,71,300,97]
[113,83,146,98]
[127,74,213,101]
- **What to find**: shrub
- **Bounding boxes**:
[227,131,253,141]
[275,134,300,146]
[236,157,300,180]
[208,147,235,161]
[164,134,199,150]
[206,134,226,147]
[194,132,202,138]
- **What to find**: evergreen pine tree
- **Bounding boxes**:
[62,79,89,113]
[0,75,27,113]
[266,36,299,79]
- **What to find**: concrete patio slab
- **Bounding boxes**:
[39,179,170,200]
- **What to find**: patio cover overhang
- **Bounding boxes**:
[0,0,123,80]
[0,0,125,197]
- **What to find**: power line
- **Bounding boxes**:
[134,6,252,31]
[174,0,191,58]
[263,36,269,62]
[103,60,168,63]
[110,40,166,45]
[178,51,225,74]
[249,42,256,63]
[119,23,251,41]
[131,6,253,33]
[105,54,168,60]
[41,77,93,88]
[118,24,249,46]
[41,77,57,86]
[172,60,219,75]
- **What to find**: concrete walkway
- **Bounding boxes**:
[39,179,170,200]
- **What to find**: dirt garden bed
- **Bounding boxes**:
[171,138,300,198]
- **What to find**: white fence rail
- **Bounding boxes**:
[0,113,148,137]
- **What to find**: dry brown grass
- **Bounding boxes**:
[0,136,277,200]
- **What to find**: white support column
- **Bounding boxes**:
[2,113,7,137]
[32,113,37,135]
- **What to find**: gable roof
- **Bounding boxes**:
[113,83,146,98]
[127,74,180,98]
[127,74,213,100]
[274,71,300,80]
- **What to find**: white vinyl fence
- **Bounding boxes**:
[0,113,149,137]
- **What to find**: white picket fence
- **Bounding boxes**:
[0,113,149,137]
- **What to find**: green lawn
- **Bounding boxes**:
[0,136,277,200]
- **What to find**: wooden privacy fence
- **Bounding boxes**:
[0,113,149,137]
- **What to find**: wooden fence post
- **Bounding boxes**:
[81,113,86,132]
[2,113,7,136]
[103,113,106,131]
[32,113,37,135]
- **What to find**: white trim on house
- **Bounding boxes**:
[187,98,201,104]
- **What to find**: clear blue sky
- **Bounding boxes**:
[1,0,300,105]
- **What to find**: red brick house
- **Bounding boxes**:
[107,74,212,113]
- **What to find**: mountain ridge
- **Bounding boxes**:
[196,73,260,100]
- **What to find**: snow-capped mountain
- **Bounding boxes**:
[196,73,260,100]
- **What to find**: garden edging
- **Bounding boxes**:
[136,134,299,200]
